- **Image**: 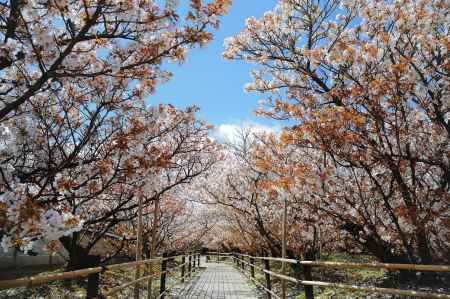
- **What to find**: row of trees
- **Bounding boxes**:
[0,0,230,270]
[199,0,449,267]
[0,0,448,277]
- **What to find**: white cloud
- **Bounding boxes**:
[211,121,279,143]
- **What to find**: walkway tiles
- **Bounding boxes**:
[174,261,260,299]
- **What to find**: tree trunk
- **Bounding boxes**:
[60,235,101,298]
[60,234,95,271]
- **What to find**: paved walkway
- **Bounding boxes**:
[174,258,260,299]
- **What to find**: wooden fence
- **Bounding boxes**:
[0,252,202,299]
[206,252,450,299]
[2,251,449,298]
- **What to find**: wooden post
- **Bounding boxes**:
[181,255,186,283]
[217,251,219,262]
[195,253,197,269]
[147,197,160,299]
[86,273,99,299]
[281,195,288,299]
[197,254,200,268]
[133,196,143,299]
[250,257,255,279]
[244,257,247,271]
[159,254,167,299]
[188,254,192,278]
[86,256,101,299]
[263,258,272,299]
[193,253,196,272]
[303,264,314,299]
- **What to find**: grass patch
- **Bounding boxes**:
[323,253,387,284]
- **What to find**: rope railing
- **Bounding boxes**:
[230,255,280,299]
[238,254,298,264]
[207,252,450,299]
[0,256,167,290]
[105,272,158,296]
[156,255,204,299]
[0,252,203,299]
[299,261,450,272]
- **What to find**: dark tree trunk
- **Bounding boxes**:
[60,234,89,271]
[416,229,432,264]
[59,234,101,298]
[340,222,410,264]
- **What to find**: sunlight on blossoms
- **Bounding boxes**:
[0,0,448,296]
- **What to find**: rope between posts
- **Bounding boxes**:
[217,253,450,299]
[233,258,280,299]
[261,269,450,299]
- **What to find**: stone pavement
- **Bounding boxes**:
[173,259,261,299]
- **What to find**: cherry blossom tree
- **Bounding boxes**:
[58,104,219,270]
[0,0,231,119]
[192,128,338,260]
[140,195,221,256]
[1,97,220,269]
[224,0,449,264]
[0,0,231,260]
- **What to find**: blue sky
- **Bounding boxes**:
[152,1,279,136]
